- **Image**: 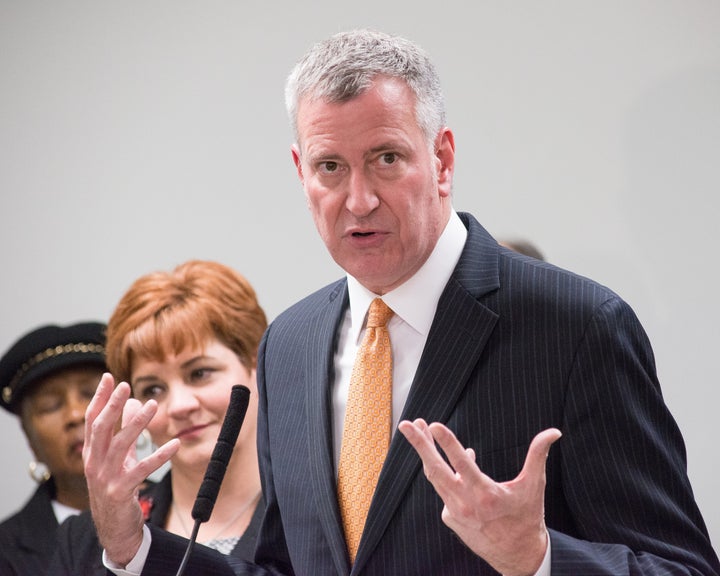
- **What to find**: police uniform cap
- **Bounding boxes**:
[0,321,107,414]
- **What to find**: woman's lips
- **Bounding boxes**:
[70,439,85,455]
[175,424,209,440]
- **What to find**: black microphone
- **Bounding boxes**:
[175,384,251,576]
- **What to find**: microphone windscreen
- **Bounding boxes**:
[191,384,250,522]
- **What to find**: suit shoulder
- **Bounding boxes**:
[0,508,22,532]
[493,250,648,336]
[0,485,46,534]
[499,250,622,307]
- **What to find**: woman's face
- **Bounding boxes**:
[20,365,104,482]
[130,338,258,471]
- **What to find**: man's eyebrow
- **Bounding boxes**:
[366,139,409,157]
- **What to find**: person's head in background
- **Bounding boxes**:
[104,259,267,493]
[499,238,546,261]
[0,322,106,511]
[285,28,455,295]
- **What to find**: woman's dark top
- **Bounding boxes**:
[46,471,265,576]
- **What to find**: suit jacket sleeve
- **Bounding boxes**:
[547,295,719,575]
[142,525,276,576]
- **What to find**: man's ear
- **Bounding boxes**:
[435,128,455,197]
[291,144,304,184]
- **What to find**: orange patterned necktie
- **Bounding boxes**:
[337,297,394,564]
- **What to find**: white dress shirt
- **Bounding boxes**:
[332,209,467,467]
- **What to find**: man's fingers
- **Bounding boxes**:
[121,438,180,486]
[83,373,113,464]
[85,382,159,483]
[398,419,432,455]
[398,419,444,467]
[518,428,562,482]
[121,398,144,428]
[84,377,129,463]
[142,438,180,474]
[399,419,473,502]
[402,420,562,494]
[85,373,114,435]
[112,398,158,456]
[427,422,495,488]
[400,419,482,481]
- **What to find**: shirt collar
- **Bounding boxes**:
[347,210,467,341]
[51,498,81,524]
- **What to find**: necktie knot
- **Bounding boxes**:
[367,298,393,328]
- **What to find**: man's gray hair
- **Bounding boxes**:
[285,29,446,149]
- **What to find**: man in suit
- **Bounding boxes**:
[85,29,719,575]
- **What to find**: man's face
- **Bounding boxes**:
[292,76,455,294]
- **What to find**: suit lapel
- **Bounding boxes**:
[352,213,501,573]
[305,283,352,575]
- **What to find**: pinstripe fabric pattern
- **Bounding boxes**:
[142,211,719,576]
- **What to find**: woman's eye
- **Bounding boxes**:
[34,397,61,414]
[190,368,213,381]
[138,385,163,400]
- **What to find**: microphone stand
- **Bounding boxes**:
[175,518,203,576]
[174,384,250,576]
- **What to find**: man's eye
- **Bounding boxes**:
[320,161,338,173]
[380,153,397,165]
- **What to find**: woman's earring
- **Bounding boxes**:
[28,461,51,484]
[136,429,152,450]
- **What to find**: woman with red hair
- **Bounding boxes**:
[48,260,267,574]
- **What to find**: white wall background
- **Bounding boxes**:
[1,0,718,549]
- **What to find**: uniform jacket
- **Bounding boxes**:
[143,212,719,575]
[0,480,60,576]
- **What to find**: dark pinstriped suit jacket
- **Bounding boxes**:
[143,212,719,575]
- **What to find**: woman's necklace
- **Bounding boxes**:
[172,490,261,543]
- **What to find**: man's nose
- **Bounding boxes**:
[345,171,380,217]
